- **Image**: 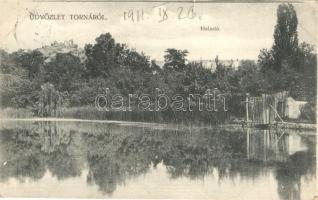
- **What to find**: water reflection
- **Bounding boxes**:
[246,129,315,200]
[0,121,315,199]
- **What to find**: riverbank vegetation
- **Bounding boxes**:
[0,3,316,124]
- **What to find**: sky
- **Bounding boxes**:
[0,0,316,60]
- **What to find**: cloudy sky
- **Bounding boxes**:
[0,0,316,60]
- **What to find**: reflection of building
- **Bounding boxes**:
[246,129,308,163]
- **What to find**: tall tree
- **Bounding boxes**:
[258,3,302,93]
[272,3,299,71]
[85,33,123,77]
[85,33,151,78]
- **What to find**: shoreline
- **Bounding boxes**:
[0,117,316,132]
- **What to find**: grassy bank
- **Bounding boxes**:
[55,106,234,125]
[0,107,34,118]
[0,106,235,125]
[1,107,315,131]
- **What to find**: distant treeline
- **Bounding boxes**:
[0,3,316,123]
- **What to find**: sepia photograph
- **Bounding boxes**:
[0,0,317,199]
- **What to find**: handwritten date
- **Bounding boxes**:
[123,6,201,23]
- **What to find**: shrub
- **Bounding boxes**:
[299,101,316,123]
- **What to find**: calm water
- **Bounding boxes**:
[0,120,316,199]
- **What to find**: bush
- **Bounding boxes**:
[299,101,316,123]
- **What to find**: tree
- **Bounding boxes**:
[163,49,188,71]
[290,42,317,99]
[272,3,299,71]
[259,3,299,74]
[121,49,150,72]
[236,60,263,95]
[0,50,35,108]
[257,3,309,94]
[36,83,61,117]
[85,33,151,78]
[43,53,83,92]
[12,50,44,78]
[85,33,123,77]
[0,50,20,74]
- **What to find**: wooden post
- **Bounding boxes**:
[262,94,266,124]
[247,128,250,160]
[246,93,250,123]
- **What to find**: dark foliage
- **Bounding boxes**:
[0,3,316,123]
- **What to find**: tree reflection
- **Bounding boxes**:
[246,128,316,200]
[0,128,46,181]
[275,142,315,200]
[0,121,315,199]
[0,122,84,182]
[84,131,153,194]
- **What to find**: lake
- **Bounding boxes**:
[0,120,316,199]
